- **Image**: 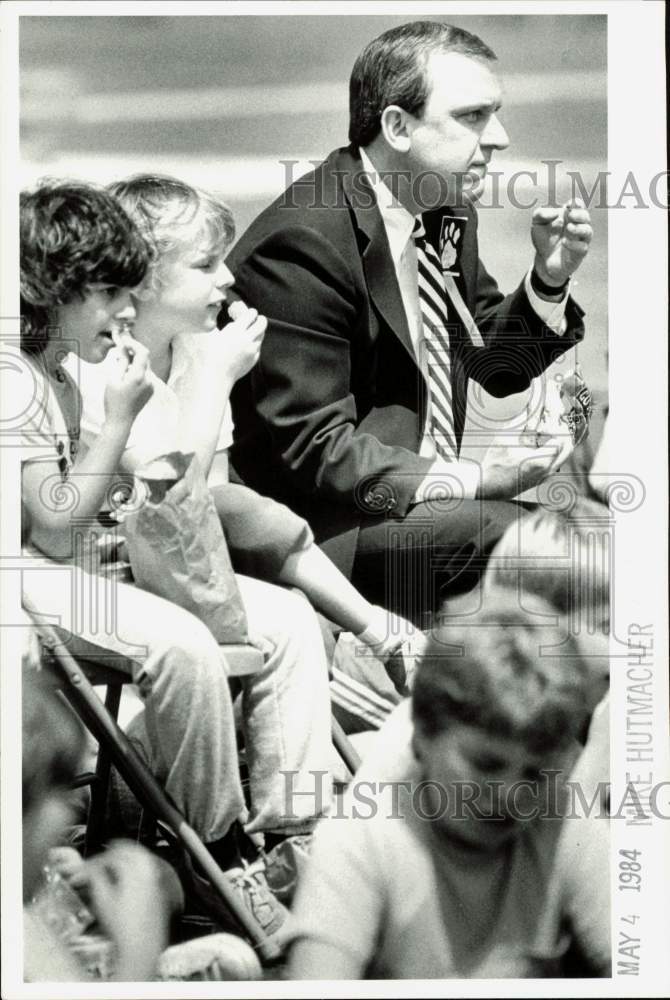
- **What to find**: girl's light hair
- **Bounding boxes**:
[484,498,611,633]
[107,174,235,291]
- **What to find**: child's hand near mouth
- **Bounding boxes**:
[105,334,154,426]
[220,298,267,381]
[180,297,267,385]
[111,320,137,361]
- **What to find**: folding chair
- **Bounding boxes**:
[25,600,282,965]
[25,597,362,966]
[331,714,361,775]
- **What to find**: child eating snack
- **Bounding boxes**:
[74,173,420,686]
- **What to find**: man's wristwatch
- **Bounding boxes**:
[530,268,569,297]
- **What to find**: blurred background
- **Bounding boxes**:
[20,13,607,436]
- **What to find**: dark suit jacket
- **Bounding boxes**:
[227,145,585,576]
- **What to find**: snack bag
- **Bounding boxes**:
[124,451,248,643]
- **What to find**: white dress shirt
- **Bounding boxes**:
[359,148,569,502]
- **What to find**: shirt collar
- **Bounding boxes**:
[359,148,417,267]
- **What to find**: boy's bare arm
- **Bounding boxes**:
[23,340,153,558]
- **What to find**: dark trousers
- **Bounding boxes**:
[351,498,525,628]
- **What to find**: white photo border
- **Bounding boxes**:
[1,1,668,997]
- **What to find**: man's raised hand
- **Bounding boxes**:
[531,198,593,287]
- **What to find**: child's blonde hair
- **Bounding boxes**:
[485,498,610,634]
[108,174,235,291]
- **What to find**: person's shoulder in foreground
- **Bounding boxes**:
[287,592,604,980]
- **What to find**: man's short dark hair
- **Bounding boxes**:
[349,20,496,148]
[20,181,149,355]
[411,592,589,754]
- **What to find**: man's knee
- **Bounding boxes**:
[429,498,520,549]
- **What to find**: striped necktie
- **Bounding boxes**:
[413,217,458,461]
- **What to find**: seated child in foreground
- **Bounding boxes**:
[22,666,168,982]
[288,594,606,980]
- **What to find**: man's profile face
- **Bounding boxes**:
[406,50,509,208]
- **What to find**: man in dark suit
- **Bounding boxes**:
[227,20,593,626]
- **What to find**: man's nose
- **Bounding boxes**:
[481,113,509,151]
[216,262,235,290]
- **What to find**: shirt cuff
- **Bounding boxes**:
[524,269,569,335]
[412,457,480,504]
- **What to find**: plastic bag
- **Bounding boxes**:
[124,451,248,643]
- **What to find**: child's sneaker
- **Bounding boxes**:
[225,858,287,937]
[263,834,312,905]
[177,849,287,944]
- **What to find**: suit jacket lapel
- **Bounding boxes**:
[338,149,416,362]
[457,204,478,309]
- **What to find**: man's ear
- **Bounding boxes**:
[410,728,423,762]
[380,105,413,154]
